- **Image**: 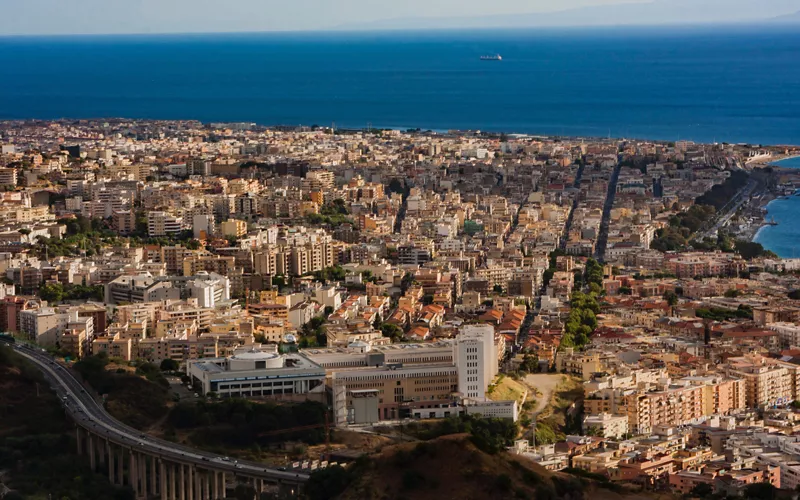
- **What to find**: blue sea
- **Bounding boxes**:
[1,26,800,144]
[755,157,800,257]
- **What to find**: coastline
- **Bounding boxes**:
[747,153,800,168]
[744,193,776,243]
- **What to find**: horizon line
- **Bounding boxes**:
[0,20,797,39]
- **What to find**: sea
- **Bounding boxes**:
[755,157,800,258]
[1,25,800,145]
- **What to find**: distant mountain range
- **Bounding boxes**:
[335,0,800,31]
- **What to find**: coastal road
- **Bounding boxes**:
[695,179,757,241]
[6,342,309,485]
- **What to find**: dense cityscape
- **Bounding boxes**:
[3,118,800,499]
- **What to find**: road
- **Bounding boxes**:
[594,161,622,261]
[695,179,757,241]
[523,374,563,416]
[8,343,308,485]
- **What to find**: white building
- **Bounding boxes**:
[455,324,498,401]
[185,272,230,308]
[147,211,183,237]
[465,400,519,421]
[187,349,326,402]
[583,413,629,439]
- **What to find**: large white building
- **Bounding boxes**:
[455,324,498,401]
[188,349,326,402]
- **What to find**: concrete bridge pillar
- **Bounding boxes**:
[160,460,168,500]
[130,450,139,498]
[213,471,226,499]
[169,463,177,500]
[107,441,115,484]
[75,427,82,455]
[203,471,211,500]
[150,454,158,496]
[187,464,194,500]
[117,446,124,486]
[89,435,97,471]
[138,453,147,499]
[193,468,202,500]
[179,464,186,500]
[96,436,106,464]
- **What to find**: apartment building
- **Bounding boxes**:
[104,275,179,304]
[147,211,183,237]
[726,355,794,408]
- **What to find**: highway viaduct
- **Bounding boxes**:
[8,342,308,500]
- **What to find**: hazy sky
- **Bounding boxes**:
[0,0,644,35]
[0,0,795,35]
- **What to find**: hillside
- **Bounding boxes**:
[311,434,658,500]
[0,346,132,500]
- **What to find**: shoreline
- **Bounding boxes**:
[747,153,800,167]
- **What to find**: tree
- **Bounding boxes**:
[742,482,777,500]
[381,324,404,342]
[724,289,740,298]
[689,482,713,497]
[305,465,353,500]
[160,359,179,371]
[663,290,679,306]
[39,282,64,303]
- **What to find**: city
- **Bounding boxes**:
[0,119,800,498]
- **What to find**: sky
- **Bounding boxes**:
[0,0,796,35]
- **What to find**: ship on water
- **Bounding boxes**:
[480,54,502,61]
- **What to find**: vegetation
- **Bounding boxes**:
[305,199,355,226]
[0,346,133,500]
[734,240,777,260]
[327,432,611,500]
[312,265,347,283]
[166,399,328,449]
[73,353,169,429]
[380,323,404,342]
[561,290,599,349]
[299,315,328,348]
[411,415,519,455]
[695,170,749,210]
[651,204,716,251]
[696,306,753,321]
[541,249,565,289]
[38,282,104,303]
[305,465,355,500]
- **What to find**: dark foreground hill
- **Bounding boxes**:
[308,433,665,500]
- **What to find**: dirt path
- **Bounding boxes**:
[523,374,564,416]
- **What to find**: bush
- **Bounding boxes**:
[160,359,179,371]
[305,466,352,500]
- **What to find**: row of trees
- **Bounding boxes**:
[561,278,601,349]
